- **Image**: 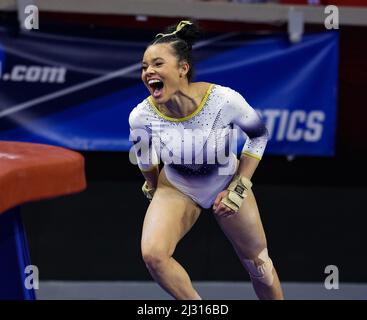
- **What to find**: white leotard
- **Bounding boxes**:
[129,84,268,208]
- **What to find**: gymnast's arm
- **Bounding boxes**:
[140,165,159,189]
[129,110,160,189]
[230,90,269,180]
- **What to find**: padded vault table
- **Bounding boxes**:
[0,141,86,299]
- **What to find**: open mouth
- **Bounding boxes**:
[148,79,164,99]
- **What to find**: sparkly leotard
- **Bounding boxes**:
[129,84,268,208]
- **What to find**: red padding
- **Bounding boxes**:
[0,141,86,214]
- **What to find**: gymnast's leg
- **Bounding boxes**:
[141,170,202,300]
[214,187,284,300]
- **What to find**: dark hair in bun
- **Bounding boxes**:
[150,20,201,82]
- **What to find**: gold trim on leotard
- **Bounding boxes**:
[147,84,214,122]
[241,151,262,161]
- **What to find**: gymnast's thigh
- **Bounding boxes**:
[141,169,202,258]
[214,188,267,259]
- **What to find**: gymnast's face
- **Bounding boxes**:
[141,43,189,104]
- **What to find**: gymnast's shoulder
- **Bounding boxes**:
[128,98,152,129]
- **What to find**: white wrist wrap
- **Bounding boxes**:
[221,175,252,212]
[142,181,155,201]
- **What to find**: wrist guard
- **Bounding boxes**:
[220,175,252,212]
[142,181,156,201]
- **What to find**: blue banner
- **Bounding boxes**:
[0,29,338,156]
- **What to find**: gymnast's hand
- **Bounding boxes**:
[142,181,156,201]
[213,175,252,217]
[213,190,236,218]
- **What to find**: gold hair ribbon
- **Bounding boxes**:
[155,20,193,39]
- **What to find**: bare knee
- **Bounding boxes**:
[141,246,170,271]
[241,248,274,286]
